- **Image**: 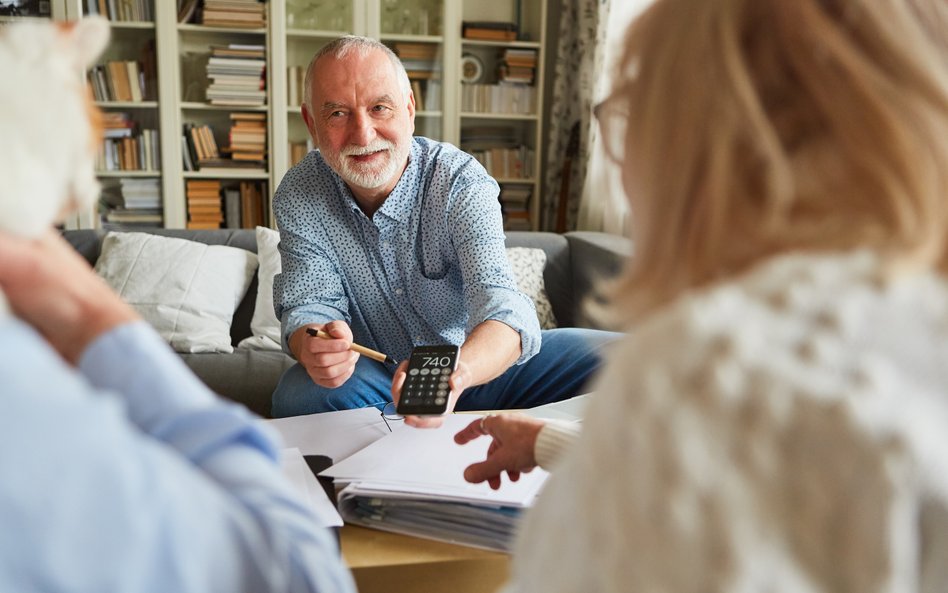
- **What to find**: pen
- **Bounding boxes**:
[305,327,398,365]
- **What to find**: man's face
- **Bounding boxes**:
[302,48,415,195]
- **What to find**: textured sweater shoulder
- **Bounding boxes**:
[506,250,948,593]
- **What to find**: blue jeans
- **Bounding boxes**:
[271,328,621,418]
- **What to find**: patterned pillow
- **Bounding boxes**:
[506,247,558,330]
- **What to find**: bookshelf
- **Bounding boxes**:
[53,0,549,231]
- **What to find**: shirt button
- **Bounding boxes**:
[382,241,390,248]
[395,288,403,295]
[415,336,422,342]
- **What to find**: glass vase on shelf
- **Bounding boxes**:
[381,0,440,36]
[287,0,349,32]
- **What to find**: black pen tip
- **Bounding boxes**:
[385,356,398,365]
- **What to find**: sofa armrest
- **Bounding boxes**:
[565,231,632,328]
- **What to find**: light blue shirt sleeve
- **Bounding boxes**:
[444,161,542,363]
[0,317,355,593]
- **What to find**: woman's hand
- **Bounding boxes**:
[454,413,546,490]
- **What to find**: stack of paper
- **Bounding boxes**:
[320,414,549,551]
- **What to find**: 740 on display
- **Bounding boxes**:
[396,345,460,415]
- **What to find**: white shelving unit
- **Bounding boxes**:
[49,0,549,231]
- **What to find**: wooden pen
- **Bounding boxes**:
[305,327,398,365]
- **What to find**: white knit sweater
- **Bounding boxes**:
[505,250,948,593]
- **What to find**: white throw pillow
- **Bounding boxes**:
[238,226,283,351]
[505,247,558,329]
[240,230,558,349]
[95,232,258,353]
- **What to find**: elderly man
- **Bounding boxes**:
[271,36,617,424]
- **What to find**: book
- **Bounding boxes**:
[462,21,519,42]
[223,188,241,229]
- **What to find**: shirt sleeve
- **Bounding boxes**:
[0,318,355,593]
[446,161,542,364]
[271,178,350,353]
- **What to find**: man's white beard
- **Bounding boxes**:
[330,139,406,190]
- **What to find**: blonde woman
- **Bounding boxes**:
[457,0,948,590]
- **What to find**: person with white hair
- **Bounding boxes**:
[0,18,355,593]
[270,35,619,424]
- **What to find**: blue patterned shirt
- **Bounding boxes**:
[273,136,541,365]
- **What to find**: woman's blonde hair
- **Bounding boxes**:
[606,0,948,323]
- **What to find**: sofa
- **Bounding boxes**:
[63,228,632,418]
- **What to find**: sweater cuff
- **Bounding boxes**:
[534,420,580,470]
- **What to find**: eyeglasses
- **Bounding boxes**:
[379,401,404,432]
[593,97,629,164]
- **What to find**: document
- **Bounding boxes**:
[268,409,552,551]
[267,406,404,462]
[322,414,549,551]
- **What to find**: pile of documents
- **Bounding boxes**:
[322,414,549,551]
[269,409,551,551]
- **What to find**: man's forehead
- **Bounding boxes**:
[313,52,402,102]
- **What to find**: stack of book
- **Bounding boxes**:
[85,0,153,21]
[97,113,159,172]
[461,21,518,42]
[499,48,538,84]
[182,123,221,171]
[185,179,223,230]
[466,145,534,180]
[99,179,162,229]
[462,126,535,180]
[225,112,267,167]
[393,42,441,112]
[88,60,144,102]
[206,44,267,107]
[393,42,439,80]
[460,83,536,115]
[499,185,532,231]
[201,0,266,28]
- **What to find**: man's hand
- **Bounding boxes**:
[391,359,473,428]
[290,320,360,388]
[454,413,546,490]
[0,230,139,364]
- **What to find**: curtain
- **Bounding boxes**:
[575,0,651,234]
[540,0,611,232]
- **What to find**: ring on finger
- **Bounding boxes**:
[479,414,493,435]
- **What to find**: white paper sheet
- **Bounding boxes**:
[267,407,405,462]
[280,447,343,527]
[321,414,548,507]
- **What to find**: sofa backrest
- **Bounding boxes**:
[63,228,626,344]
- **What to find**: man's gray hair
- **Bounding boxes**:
[302,35,411,113]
